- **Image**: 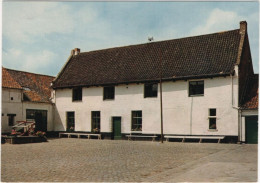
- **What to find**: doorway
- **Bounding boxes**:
[26,109,47,132]
[112,117,122,140]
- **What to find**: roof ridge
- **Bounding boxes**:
[4,67,55,78]
[79,29,240,55]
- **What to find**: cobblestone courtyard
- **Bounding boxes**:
[1,138,257,182]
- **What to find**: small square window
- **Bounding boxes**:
[11,97,13,100]
[209,109,216,116]
[189,81,204,96]
[72,87,82,101]
[144,83,158,98]
[103,86,115,100]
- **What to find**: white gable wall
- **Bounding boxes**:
[54,75,239,136]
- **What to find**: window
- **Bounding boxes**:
[132,111,142,131]
[144,83,158,98]
[189,81,204,96]
[92,111,100,132]
[67,112,75,132]
[103,86,115,100]
[72,87,82,101]
[7,114,16,126]
[209,108,217,130]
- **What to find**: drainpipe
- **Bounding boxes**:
[231,74,241,143]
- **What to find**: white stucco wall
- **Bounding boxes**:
[1,88,54,132]
[54,75,239,136]
[1,88,23,132]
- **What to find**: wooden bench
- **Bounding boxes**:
[59,133,101,140]
[126,135,157,142]
[164,135,225,143]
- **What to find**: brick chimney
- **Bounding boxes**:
[74,48,80,55]
[71,48,80,56]
[240,21,247,34]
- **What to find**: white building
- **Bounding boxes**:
[1,67,55,133]
[51,21,258,143]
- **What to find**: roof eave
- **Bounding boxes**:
[53,72,232,89]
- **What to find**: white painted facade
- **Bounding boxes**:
[1,88,54,133]
[54,71,239,137]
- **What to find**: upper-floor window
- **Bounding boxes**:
[103,86,115,100]
[144,83,158,98]
[189,81,204,96]
[209,108,217,130]
[72,87,82,101]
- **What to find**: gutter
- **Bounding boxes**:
[53,72,233,89]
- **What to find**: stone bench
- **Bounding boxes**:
[59,132,101,140]
[164,135,225,143]
[126,135,157,142]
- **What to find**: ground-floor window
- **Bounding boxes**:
[209,108,216,130]
[66,112,75,132]
[92,111,100,132]
[132,111,142,131]
[7,114,16,126]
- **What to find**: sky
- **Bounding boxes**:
[2,1,259,76]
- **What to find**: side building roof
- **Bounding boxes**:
[3,68,55,103]
[53,29,241,89]
[2,67,22,89]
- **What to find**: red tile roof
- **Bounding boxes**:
[53,29,241,89]
[2,68,55,103]
[241,74,258,109]
[2,67,22,89]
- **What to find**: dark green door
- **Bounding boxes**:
[113,117,122,140]
[246,116,258,144]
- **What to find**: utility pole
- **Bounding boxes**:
[159,50,164,143]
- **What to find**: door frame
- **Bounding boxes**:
[112,116,122,140]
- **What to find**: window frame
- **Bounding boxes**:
[72,87,82,102]
[103,86,115,100]
[91,111,101,132]
[188,80,204,97]
[7,114,16,126]
[208,108,217,130]
[144,83,158,98]
[131,111,142,131]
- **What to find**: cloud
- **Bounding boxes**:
[3,48,57,75]
[190,8,242,36]
[3,2,81,43]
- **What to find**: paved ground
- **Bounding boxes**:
[1,138,258,182]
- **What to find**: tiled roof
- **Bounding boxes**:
[3,68,55,103]
[241,74,258,110]
[2,67,22,89]
[53,29,241,88]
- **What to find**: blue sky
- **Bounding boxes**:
[2,1,259,76]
